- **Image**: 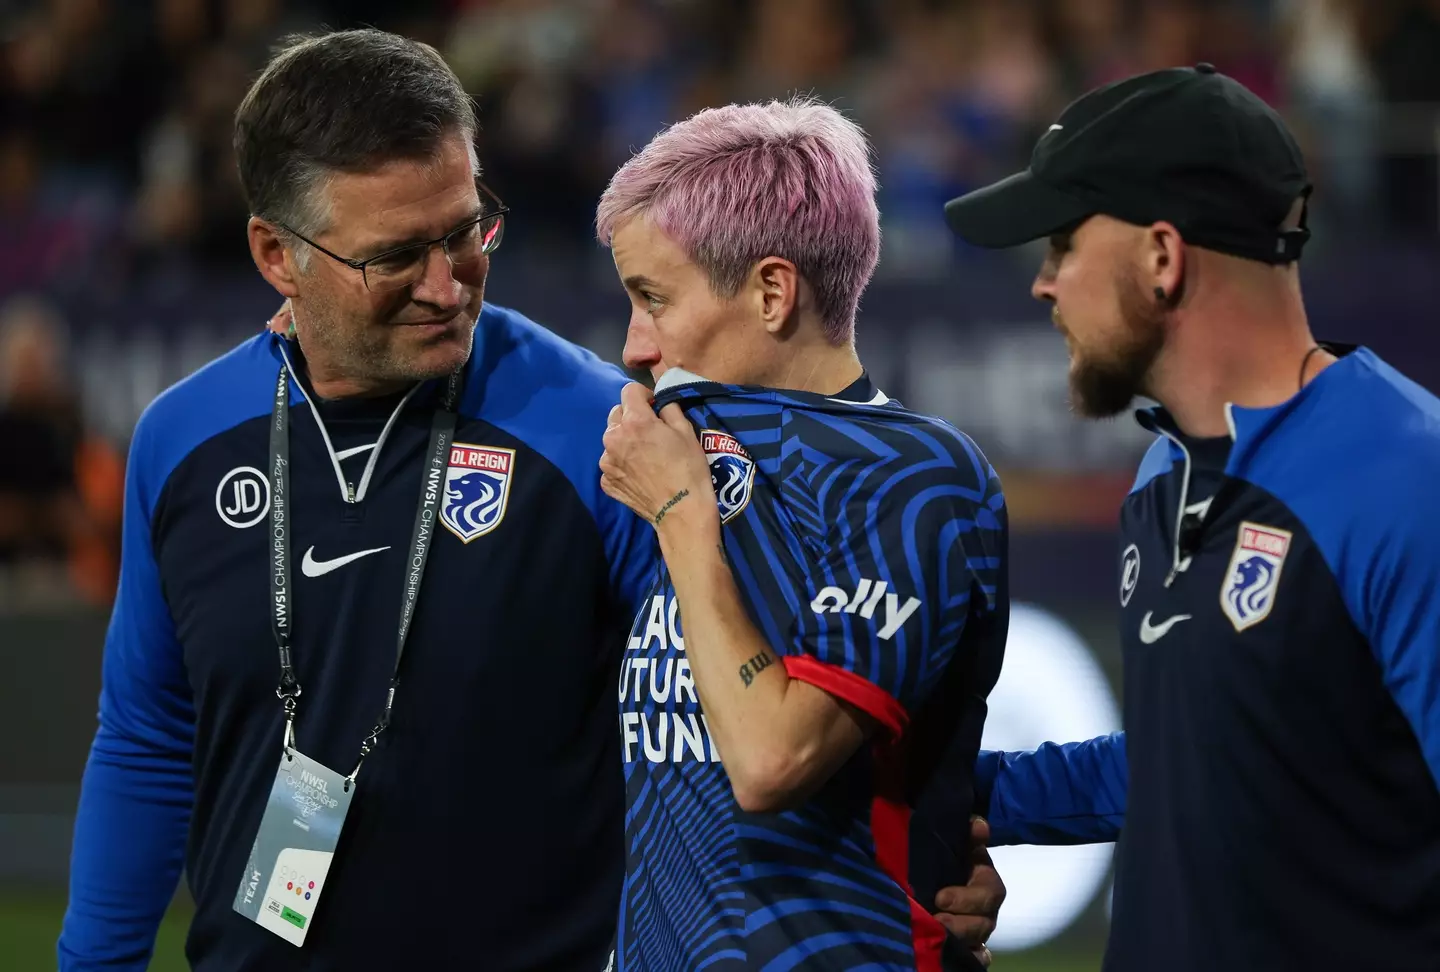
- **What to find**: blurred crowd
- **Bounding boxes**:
[2,0,1440,602]
[4,0,1440,294]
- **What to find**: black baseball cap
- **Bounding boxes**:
[944,64,1311,264]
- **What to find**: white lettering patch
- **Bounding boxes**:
[620,593,722,765]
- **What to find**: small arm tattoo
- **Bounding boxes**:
[653,489,690,524]
[738,650,776,688]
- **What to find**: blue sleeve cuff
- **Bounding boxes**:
[979,732,1128,846]
[60,727,193,969]
[973,748,1002,820]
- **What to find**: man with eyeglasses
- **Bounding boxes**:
[58,29,654,971]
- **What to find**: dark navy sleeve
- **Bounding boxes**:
[783,429,1006,738]
[973,732,1128,846]
[59,408,196,970]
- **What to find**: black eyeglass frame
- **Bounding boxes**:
[274,179,510,292]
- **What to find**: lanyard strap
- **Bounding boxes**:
[269,363,463,783]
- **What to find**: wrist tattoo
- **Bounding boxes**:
[653,489,690,525]
[738,650,776,688]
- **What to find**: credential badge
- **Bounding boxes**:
[1220,522,1292,632]
[441,444,515,543]
[701,429,755,524]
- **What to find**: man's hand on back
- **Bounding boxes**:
[933,816,1006,967]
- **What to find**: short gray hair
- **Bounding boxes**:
[234,29,479,264]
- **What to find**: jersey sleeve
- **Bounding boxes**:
[974,732,1128,846]
[781,434,1006,738]
[59,411,196,970]
[598,490,657,622]
[1351,491,1440,790]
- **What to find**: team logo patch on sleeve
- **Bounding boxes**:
[1221,522,1292,632]
[441,444,515,543]
[701,429,756,524]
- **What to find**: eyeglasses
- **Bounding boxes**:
[278,179,510,294]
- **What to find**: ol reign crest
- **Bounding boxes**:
[701,429,755,524]
[1221,522,1292,632]
[441,444,515,543]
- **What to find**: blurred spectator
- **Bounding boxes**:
[1359,0,1440,235]
[1201,0,1281,104]
[867,0,1055,272]
[0,296,82,567]
[586,0,703,171]
[1132,0,1202,76]
[1278,0,1380,231]
[0,296,121,604]
[1046,0,1137,91]
[446,0,611,246]
[5,0,161,183]
[0,127,90,297]
[727,0,860,102]
[131,0,301,275]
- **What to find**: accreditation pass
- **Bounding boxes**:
[232,749,355,946]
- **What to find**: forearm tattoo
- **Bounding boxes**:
[738,650,776,688]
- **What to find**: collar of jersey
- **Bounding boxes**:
[1135,343,1370,475]
[652,367,889,410]
[282,341,419,422]
[271,332,428,504]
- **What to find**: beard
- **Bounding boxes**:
[1065,270,1167,418]
[296,284,480,390]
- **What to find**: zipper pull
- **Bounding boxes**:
[346,482,356,503]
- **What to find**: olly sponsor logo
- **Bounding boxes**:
[809,579,921,641]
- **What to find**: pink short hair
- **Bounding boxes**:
[596,98,880,345]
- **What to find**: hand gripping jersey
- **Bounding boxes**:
[617,371,1009,972]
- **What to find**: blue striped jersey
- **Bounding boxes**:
[616,372,1009,971]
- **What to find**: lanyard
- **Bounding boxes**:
[269,362,463,785]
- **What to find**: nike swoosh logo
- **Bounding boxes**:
[1139,611,1192,644]
[300,545,391,578]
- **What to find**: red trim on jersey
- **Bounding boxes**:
[782,655,908,739]
[784,657,943,966]
[870,737,949,972]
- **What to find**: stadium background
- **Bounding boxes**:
[1,0,1437,967]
